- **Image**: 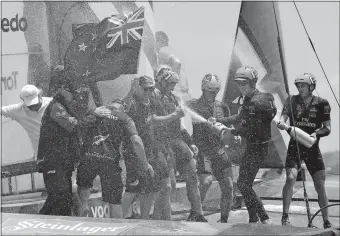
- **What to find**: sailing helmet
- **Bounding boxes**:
[234,66,258,87]
[201,74,221,92]
[154,65,179,83]
[294,73,316,92]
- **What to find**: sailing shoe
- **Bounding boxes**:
[186,210,194,221]
[261,219,273,225]
[193,214,208,222]
[187,212,208,222]
[323,220,336,229]
[281,216,292,226]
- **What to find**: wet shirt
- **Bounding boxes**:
[188,96,231,155]
[150,88,182,140]
[236,89,277,143]
[282,95,331,135]
[123,97,156,160]
[82,109,138,164]
[282,95,330,153]
[37,100,80,172]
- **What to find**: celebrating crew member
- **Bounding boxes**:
[151,65,207,222]
[188,74,234,223]
[76,93,153,219]
[224,66,276,224]
[36,80,87,216]
[277,73,334,228]
[122,75,171,220]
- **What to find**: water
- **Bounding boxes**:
[174,91,208,123]
[182,105,207,123]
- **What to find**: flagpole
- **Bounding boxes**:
[57,2,84,64]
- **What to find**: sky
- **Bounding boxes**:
[154,1,339,98]
[154,1,339,152]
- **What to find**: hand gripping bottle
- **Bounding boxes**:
[278,122,316,148]
[207,118,233,146]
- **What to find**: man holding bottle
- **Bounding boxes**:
[277,73,334,228]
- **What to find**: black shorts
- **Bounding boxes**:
[196,152,232,181]
[285,144,325,176]
[125,151,169,194]
[76,155,123,205]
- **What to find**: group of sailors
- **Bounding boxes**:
[1,64,335,228]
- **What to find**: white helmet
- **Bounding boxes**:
[201,74,221,92]
[294,73,316,92]
[154,65,179,83]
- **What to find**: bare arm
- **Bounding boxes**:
[313,100,331,138]
[218,114,238,126]
[1,104,21,121]
[315,120,331,137]
[151,110,183,125]
[130,134,149,171]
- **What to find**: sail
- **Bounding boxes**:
[224,1,290,168]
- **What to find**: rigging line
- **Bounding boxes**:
[273,2,311,222]
[293,1,340,107]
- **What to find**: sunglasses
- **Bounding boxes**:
[143,87,155,92]
[237,81,249,86]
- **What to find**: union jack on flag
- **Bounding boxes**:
[106,6,145,49]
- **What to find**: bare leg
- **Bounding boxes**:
[153,177,172,220]
[282,168,298,214]
[139,192,156,220]
[121,192,137,218]
[311,170,329,222]
[199,174,213,203]
[77,187,91,217]
[218,167,233,222]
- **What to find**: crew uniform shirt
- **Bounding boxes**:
[124,96,155,159]
[82,109,139,165]
[1,97,53,159]
[150,88,182,141]
[281,95,331,153]
[188,96,231,155]
[236,89,276,144]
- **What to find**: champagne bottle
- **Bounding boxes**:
[208,118,233,145]
[279,123,316,148]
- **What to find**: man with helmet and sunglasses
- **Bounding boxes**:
[188,74,235,223]
[121,75,171,220]
[151,65,207,222]
[223,66,276,224]
[277,73,334,228]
